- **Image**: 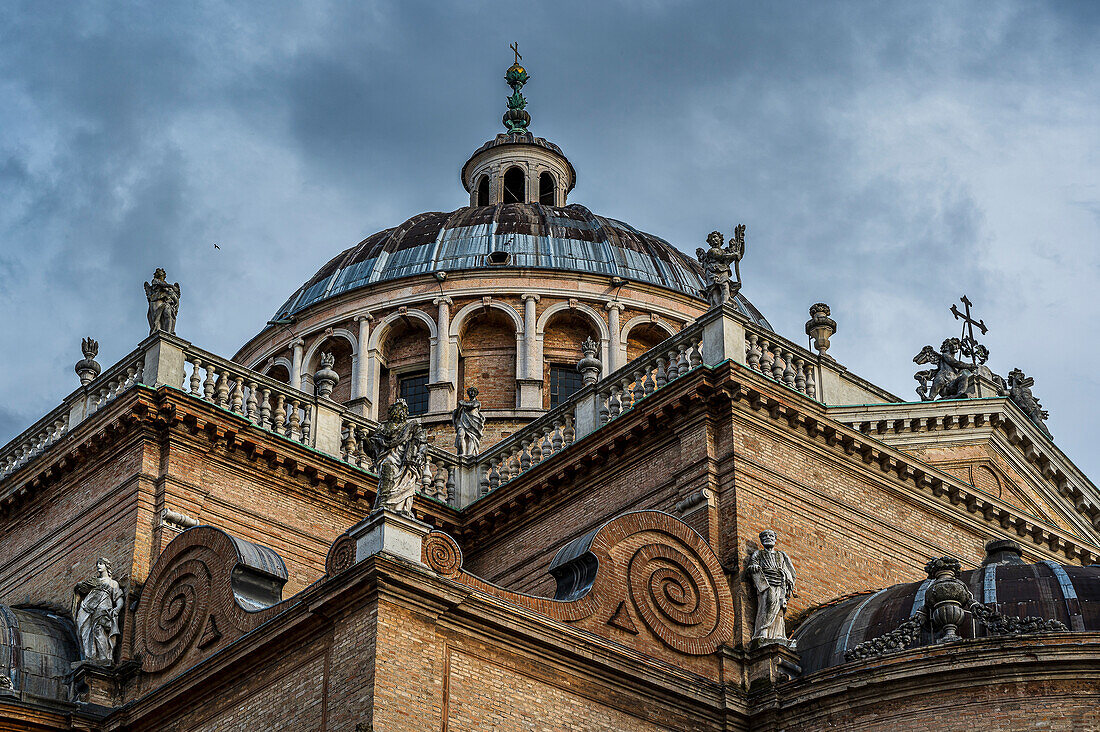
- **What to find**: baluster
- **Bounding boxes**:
[215,370,231,409]
[273,394,286,434]
[97,385,109,412]
[631,370,645,405]
[760,338,774,376]
[421,461,433,495]
[519,440,532,472]
[432,462,447,500]
[642,366,655,396]
[487,460,500,492]
[188,358,202,395]
[245,381,259,423]
[563,414,576,447]
[747,333,761,370]
[529,433,543,465]
[806,368,817,399]
[655,356,668,388]
[598,389,611,425]
[203,364,217,402]
[768,346,782,381]
[608,386,623,419]
[666,349,680,381]
[546,422,559,455]
[794,357,807,393]
[260,388,273,429]
[677,344,691,376]
[287,398,302,440]
[301,404,311,443]
[342,423,357,462]
[690,337,703,368]
[782,350,796,387]
[231,377,245,414]
[446,469,456,504]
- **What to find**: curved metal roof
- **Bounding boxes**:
[0,606,80,702]
[272,202,772,330]
[793,554,1100,675]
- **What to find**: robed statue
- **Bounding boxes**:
[144,268,181,335]
[746,530,796,644]
[71,557,124,665]
[453,387,485,456]
[366,399,429,516]
[696,226,745,309]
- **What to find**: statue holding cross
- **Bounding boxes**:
[912,296,1002,401]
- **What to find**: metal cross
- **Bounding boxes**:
[950,295,988,365]
[510,42,522,65]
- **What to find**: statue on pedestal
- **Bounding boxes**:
[366,399,428,516]
[1006,368,1052,438]
[453,387,485,456]
[913,337,980,401]
[746,530,796,644]
[71,558,124,665]
[696,226,745,309]
[144,268,181,335]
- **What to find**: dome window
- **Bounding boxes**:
[503,166,525,203]
[539,172,556,206]
[476,175,490,206]
[486,250,511,266]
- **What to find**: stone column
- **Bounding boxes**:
[606,302,625,372]
[428,297,455,413]
[517,293,543,409]
[289,338,305,391]
[351,313,373,401]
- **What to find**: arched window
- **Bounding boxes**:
[503,167,525,204]
[476,175,490,206]
[539,172,556,206]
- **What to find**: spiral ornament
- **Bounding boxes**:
[138,547,217,673]
[325,533,356,575]
[627,542,725,654]
[423,532,463,577]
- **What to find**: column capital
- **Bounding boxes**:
[433,296,454,307]
[290,337,306,349]
[605,301,626,312]
[354,312,374,324]
[521,293,541,303]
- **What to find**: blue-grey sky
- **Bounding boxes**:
[2,2,1098,479]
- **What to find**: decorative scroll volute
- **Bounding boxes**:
[135,526,288,675]
[422,511,735,661]
[326,532,356,576]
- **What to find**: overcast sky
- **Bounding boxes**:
[1,2,1098,480]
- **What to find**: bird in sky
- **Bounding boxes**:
[213,242,220,250]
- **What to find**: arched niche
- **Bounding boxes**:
[457,308,520,410]
[375,316,434,416]
[476,175,490,206]
[623,319,676,362]
[303,331,356,403]
[540,309,600,410]
[262,358,292,385]
[503,166,526,204]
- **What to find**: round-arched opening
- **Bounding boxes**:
[306,337,354,403]
[265,363,290,384]
[626,322,672,362]
[542,311,600,409]
[379,320,432,416]
[539,172,556,206]
[458,310,517,410]
[476,175,490,206]
[502,166,525,204]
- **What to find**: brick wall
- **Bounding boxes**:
[459,311,517,410]
[542,313,598,409]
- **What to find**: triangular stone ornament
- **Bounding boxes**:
[198,615,222,648]
[607,600,639,634]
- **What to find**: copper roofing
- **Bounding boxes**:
[272,202,772,330]
[0,606,79,702]
[793,559,1100,675]
[461,133,577,191]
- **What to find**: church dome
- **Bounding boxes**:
[271,202,772,329]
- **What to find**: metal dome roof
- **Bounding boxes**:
[272,202,772,329]
[792,549,1100,675]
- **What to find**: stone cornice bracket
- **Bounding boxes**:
[674,488,713,516]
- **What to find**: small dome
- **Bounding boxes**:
[793,557,1100,674]
[272,202,772,329]
[461,133,577,193]
[0,606,80,702]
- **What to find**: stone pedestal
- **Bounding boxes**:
[515,378,544,409]
[71,660,121,707]
[746,640,801,692]
[349,509,432,565]
[427,381,455,413]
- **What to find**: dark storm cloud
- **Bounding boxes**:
[1,2,1098,477]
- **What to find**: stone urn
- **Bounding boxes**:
[314,352,340,399]
[75,337,102,386]
[804,303,837,359]
[923,556,971,643]
[577,337,602,386]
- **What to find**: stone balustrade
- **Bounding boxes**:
[478,401,578,495]
[744,325,819,399]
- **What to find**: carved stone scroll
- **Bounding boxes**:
[135,526,288,674]
[421,510,735,660]
[325,532,356,576]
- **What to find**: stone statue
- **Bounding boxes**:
[1005,368,1052,438]
[366,399,428,516]
[452,387,485,456]
[912,337,980,401]
[71,557,124,665]
[746,530,796,644]
[696,226,745,309]
[144,268,181,335]
[314,352,340,399]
